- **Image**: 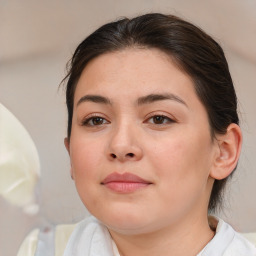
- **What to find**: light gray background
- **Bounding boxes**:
[0,1,256,255]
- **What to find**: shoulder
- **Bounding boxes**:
[17,223,76,256]
[216,218,256,256]
[201,216,256,256]
[224,231,256,256]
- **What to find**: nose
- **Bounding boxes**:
[106,123,143,162]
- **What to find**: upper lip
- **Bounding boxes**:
[101,172,152,184]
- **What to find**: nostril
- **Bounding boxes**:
[110,152,135,159]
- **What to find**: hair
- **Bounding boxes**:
[62,13,239,212]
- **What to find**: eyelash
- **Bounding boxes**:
[81,114,109,127]
[145,115,175,125]
[81,114,175,127]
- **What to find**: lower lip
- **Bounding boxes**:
[103,182,150,193]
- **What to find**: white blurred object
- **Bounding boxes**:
[0,103,40,214]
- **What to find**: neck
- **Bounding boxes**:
[109,213,215,256]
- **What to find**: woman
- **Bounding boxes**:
[18,13,256,256]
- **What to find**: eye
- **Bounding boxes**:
[147,115,175,125]
[82,116,109,126]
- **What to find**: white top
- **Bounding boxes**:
[197,217,256,255]
[17,216,256,256]
[63,216,256,256]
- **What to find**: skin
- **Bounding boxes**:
[65,48,242,256]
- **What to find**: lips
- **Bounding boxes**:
[101,172,152,193]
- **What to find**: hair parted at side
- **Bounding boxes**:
[62,13,239,212]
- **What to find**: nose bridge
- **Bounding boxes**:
[107,118,142,161]
[110,118,136,151]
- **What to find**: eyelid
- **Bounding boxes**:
[144,111,177,123]
[80,113,110,126]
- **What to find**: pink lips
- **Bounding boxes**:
[101,172,152,193]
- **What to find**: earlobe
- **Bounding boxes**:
[64,137,74,180]
[64,137,70,155]
[210,123,242,180]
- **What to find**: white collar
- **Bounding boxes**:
[63,216,114,256]
[63,215,256,256]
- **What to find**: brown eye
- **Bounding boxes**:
[153,116,165,124]
[92,117,104,125]
[82,116,108,126]
[147,115,174,125]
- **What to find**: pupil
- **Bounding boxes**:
[154,116,163,124]
[93,117,103,125]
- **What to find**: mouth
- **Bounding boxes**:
[101,172,152,193]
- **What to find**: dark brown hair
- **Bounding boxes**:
[63,13,239,212]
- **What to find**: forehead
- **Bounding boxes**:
[74,48,197,103]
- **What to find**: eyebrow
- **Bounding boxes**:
[137,93,188,107]
[76,93,187,108]
[77,95,112,107]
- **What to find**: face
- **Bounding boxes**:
[66,48,218,235]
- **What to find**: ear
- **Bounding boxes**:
[210,123,242,180]
[64,137,74,180]
[64,137,70,154]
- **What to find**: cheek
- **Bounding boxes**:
[147,137,212,216]
[69,137,106,211]
[146,136,193,172]
[146,132,212,190]
[70,136,104,181]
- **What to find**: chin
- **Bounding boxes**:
[92,207,157,235]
